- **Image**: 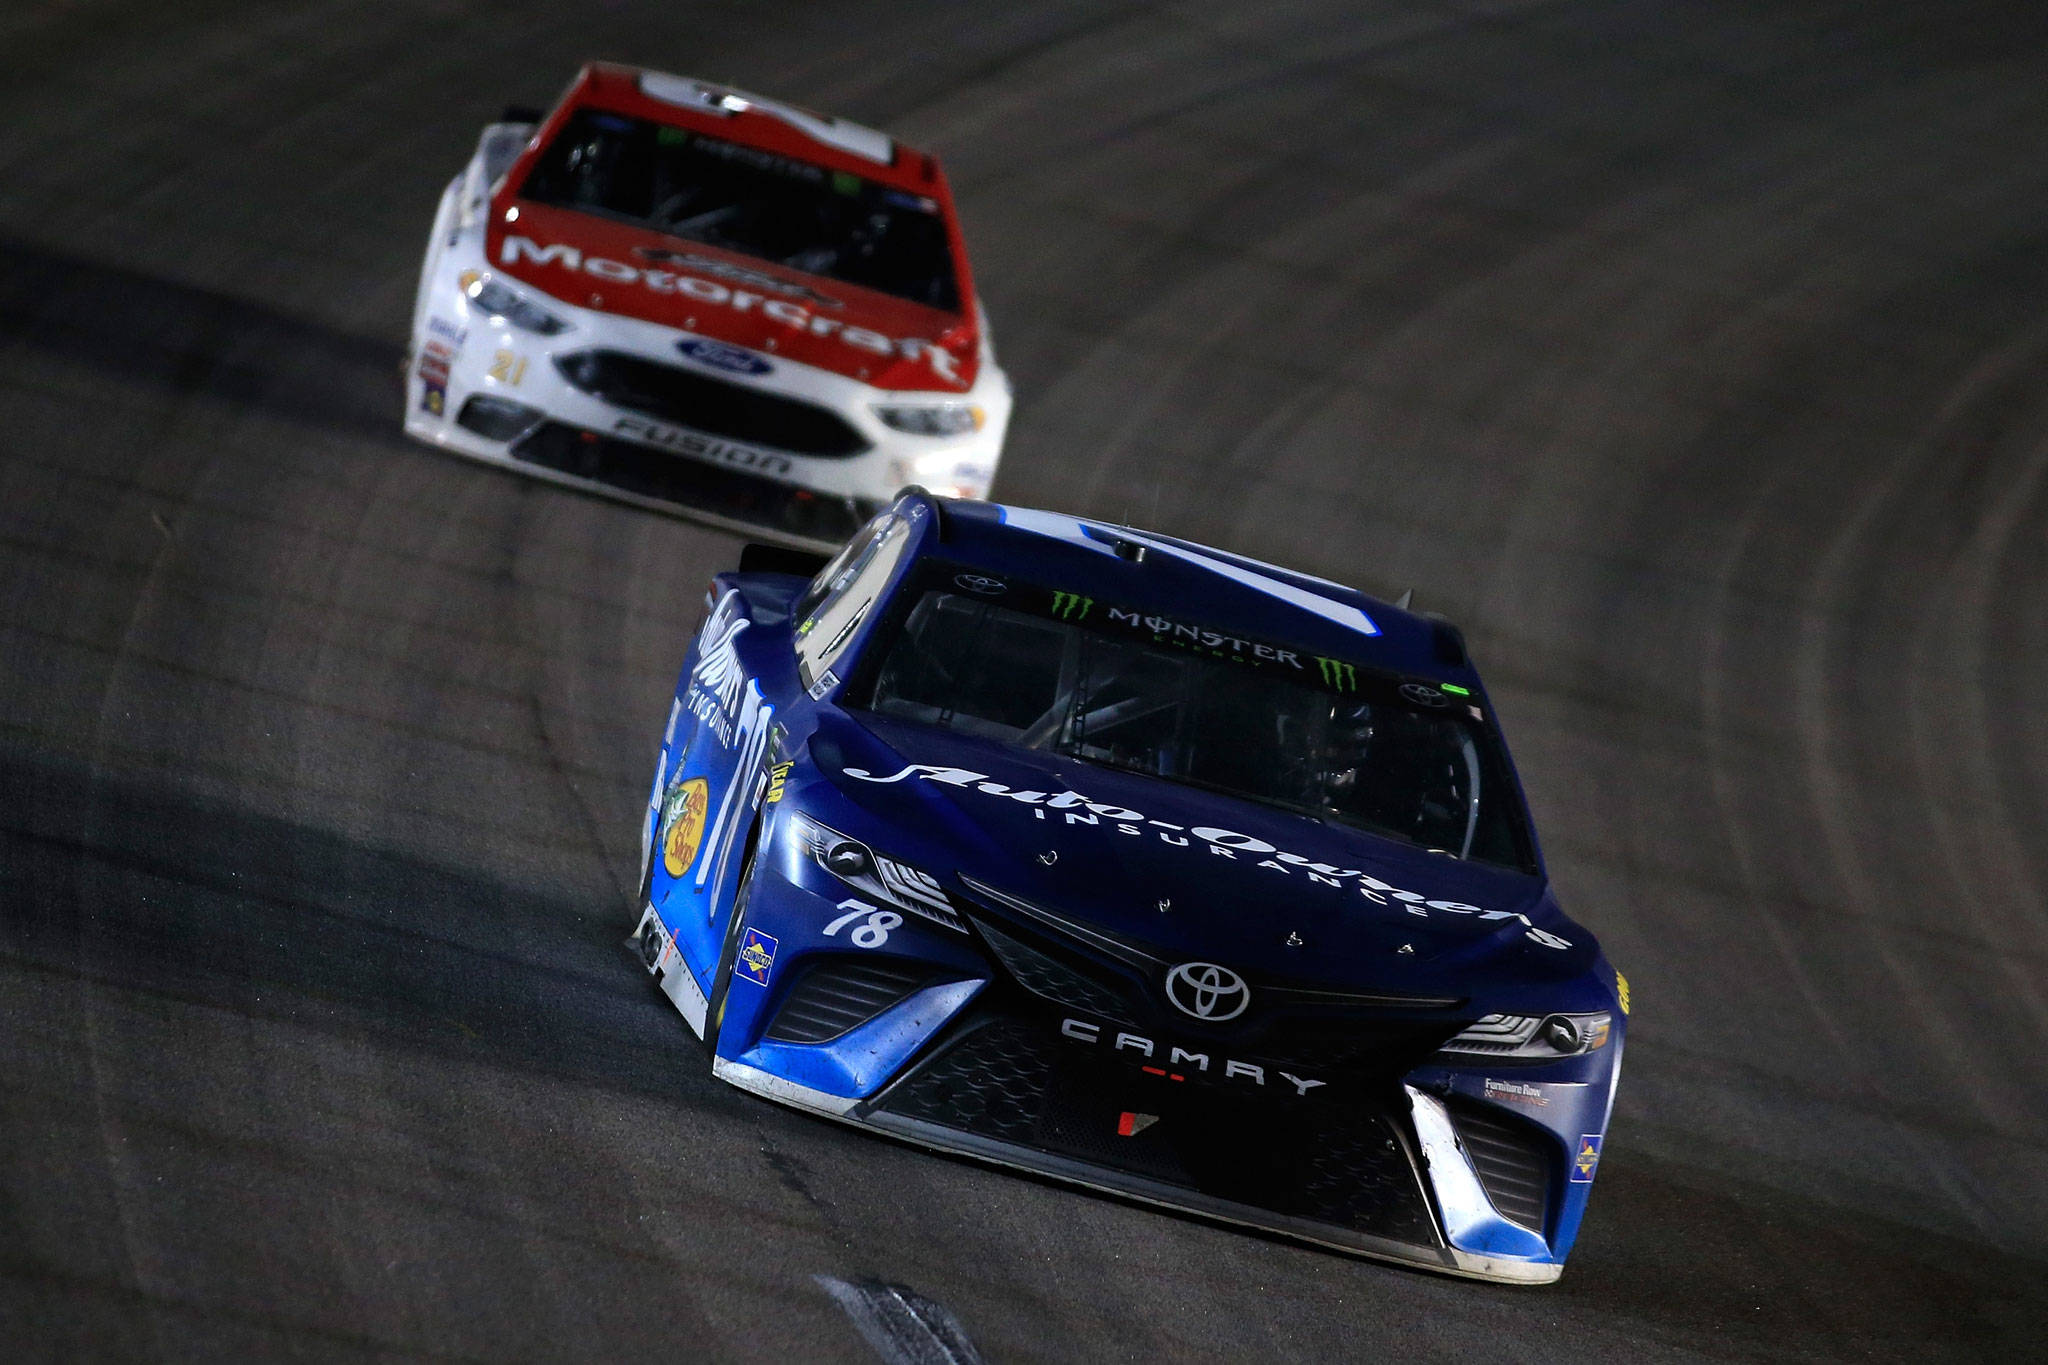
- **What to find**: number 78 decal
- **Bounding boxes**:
[823,899,902,949]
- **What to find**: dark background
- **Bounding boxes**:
[4,1,2047,1359]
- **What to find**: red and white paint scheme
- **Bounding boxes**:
[404,63,1011,545]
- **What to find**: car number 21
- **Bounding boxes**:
[823,900,902,949]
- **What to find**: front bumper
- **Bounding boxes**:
[641,803,1599,1283]
[712,1049,1562,1284]
[700,908,1571,1283]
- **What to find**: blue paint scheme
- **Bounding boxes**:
[739,978,987,1098]
[640,491,1627,1275]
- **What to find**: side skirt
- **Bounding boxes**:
[636,903,708,1039]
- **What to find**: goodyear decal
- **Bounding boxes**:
[764,761,793,805]
[1615,970,1631,1015]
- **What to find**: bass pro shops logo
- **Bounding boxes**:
[659,776,710,877]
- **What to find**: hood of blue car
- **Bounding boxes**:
[808,711,1592,995]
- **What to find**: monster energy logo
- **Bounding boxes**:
[1051,592,1094,620]
[1316,657,1357,691]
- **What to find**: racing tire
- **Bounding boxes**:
[633,822,657,923]
[702,815,766,1057]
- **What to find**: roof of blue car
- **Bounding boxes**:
[929,498,1476,685]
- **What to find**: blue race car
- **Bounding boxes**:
[633,491,1627,1283]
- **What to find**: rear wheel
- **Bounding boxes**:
[630,806,664,977]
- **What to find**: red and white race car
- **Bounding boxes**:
[405,63,1011,545]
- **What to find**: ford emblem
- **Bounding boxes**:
[676,338,772,376]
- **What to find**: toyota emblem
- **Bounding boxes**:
[953,573,1007,596]
[1399,681,1448,707]
[1164,962,1250,1021]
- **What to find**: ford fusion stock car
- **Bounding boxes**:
[406,63,1010,545]
[634,492,1627,1282]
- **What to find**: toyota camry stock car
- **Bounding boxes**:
[633,491,1628,1282]
[404,63,1011,545]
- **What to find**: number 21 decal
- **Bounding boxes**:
[487,350,528,385]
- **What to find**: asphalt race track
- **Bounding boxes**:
[5,2,2048,1360]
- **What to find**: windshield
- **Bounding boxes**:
[519,108,961,311]
[849,573,1536,871]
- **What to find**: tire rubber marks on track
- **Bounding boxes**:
[816,1276,986,1365]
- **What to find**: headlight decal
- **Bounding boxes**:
[872,403,984,437]
[460,270,570,335]
[792,812,967,933]
[1438,1011,1612,1060]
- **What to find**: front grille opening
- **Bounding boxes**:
[1445,1097,1554,1234]
[555,350,871,457]
[763,957,931,1044]
[457,393,547,441]
[971,918,1139,1025]
[510,421,870,541]
[872,1011,1441,1245]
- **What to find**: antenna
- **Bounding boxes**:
[1394,588,1414,610]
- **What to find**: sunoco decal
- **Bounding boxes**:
[841,762,1572,948]
[735,927,778,985]
[1571,1135,1603,1183]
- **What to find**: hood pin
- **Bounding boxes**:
[1285,931,1304,947]
[1156,898,1172,913]
[1037,850,1058,866]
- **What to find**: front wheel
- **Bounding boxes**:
[701,816,765,1056]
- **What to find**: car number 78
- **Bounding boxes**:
[823,899,903,949]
